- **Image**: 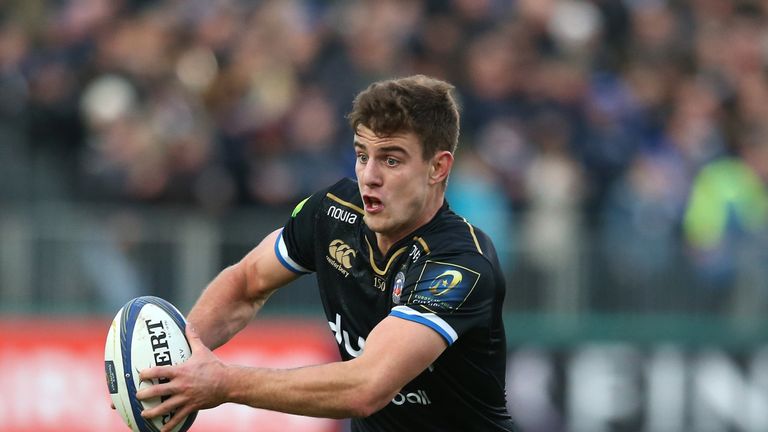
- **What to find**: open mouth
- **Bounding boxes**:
[363,195,384,213]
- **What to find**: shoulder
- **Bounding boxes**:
[305,178,364,226]
[412,206,506,291]
[394,208,506,331]
[324,178,364,215]
[280,178,361,272]
[420,206,498,265]
[291,178,362,219]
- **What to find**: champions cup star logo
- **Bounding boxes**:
[411,261,480,313]
[428,270,463,296]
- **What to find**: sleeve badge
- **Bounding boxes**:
[408,260,481,313]
[392,271,406,304]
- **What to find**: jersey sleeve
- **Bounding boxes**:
[275,192,325,274]
[389,254,495,346]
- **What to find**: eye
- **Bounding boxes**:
[385,157,400,167]
[357,153,369,164]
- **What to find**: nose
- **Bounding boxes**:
[360,159,383,188]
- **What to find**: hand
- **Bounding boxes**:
[136,326,229,432]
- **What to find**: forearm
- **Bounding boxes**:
[219,317,447,419]
[137,315,448,428]
[187,265,265,350]
[224,359,391,419]
[186,229,292,350]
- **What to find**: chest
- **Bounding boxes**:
[316,226,409,306]
[312,212,424,327]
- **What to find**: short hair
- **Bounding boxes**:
[347,75,460,159]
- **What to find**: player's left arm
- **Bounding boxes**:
[137,314,447,431]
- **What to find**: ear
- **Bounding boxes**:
[429,151,454,185]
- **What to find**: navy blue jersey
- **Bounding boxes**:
[276,178,518,431]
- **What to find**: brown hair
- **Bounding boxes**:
[347,75,460,159]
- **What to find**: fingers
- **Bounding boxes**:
[140,393,195,432]
[141,393,186,420]
[139,365,175,381]
[136,366,178,401]
[159,404,196,432]
[135,380,172,401]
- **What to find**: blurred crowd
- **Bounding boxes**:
[2,0,768,315]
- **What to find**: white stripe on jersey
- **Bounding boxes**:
[276,229,311,274]
[390,305,459,344]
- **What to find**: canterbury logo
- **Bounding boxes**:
[329,240,356,269]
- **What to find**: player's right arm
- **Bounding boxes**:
[186,228,300,350]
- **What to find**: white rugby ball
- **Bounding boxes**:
[104,296,197,432]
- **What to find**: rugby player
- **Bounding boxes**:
[137,75,519,431]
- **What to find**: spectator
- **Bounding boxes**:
[683,128,768,315]
[5,0,768,316]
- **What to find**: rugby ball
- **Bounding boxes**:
[104,296,197,432]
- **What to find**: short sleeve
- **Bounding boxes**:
[389,255,494,346]
[275,192,325,274]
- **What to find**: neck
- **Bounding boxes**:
[375,194,444,254]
